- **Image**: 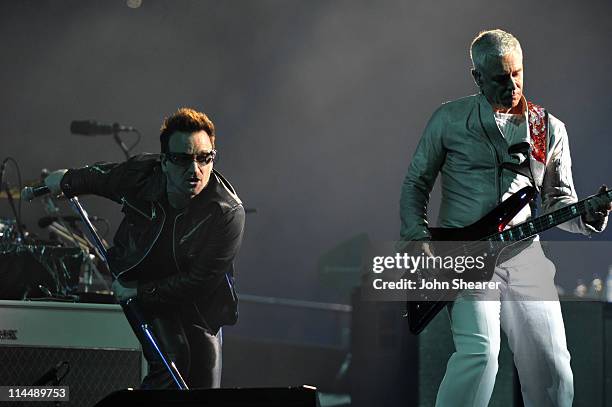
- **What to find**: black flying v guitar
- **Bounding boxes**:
[406,185,612,335]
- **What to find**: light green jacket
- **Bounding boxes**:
[400,93,600,241]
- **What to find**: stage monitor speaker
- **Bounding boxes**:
[559,300,612,407]
[0,299,144,406]
[0,346,142,407]
[94,386,320,407]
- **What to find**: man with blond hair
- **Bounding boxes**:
[401,29,610,406]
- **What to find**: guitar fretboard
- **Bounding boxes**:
[485,191,611,242]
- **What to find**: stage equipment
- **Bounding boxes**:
[406,186,612,334]
[0,299,143,407]
[0,218,18,242]
[0,186,21,199]
[352,289,612,406]
[70,120,140,159]
[94,386,320,407]
[70,120,136,135]
[0,243,85,300]
[1,157,26,242]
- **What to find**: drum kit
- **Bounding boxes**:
[0,175,112,302]
[3,115,135,303]
[0,217,17,242]
[2,182,189,389]
[0,123,191,388]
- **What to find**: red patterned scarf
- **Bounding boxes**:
[527,101,547,164]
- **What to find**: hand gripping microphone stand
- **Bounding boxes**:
[68,196,189,390]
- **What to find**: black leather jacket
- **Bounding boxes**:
[60,154,245,332]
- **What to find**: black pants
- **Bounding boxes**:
[132,304,222,389]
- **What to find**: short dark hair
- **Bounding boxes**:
[159,107,216,152]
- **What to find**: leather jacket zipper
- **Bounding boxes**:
[171,211,233,299]
[121,197,156,221]
[115,201,165,279]
[172,212,185,272]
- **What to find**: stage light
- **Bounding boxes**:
[126,0,142,9]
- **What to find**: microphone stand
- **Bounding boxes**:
[68,196,189,390]
[112,124,132,160]
[2,185,25,242]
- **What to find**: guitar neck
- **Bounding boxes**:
[486,190,612,242]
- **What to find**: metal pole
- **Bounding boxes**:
[68,196,189,390]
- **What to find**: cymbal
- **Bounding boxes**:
[0,181,40,199]
[0,187,21,199]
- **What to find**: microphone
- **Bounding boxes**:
[70,120,136,136]
[21,184,51,201]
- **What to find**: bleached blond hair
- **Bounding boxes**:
[470,29,522,70]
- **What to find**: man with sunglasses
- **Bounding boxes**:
[44,107,245,389]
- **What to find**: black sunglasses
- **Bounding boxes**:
[165,150,217,166]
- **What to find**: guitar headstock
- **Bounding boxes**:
[593,186,612,206]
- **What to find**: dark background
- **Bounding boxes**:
[1,0,611,305]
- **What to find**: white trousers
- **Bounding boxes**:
[435,242,573,407]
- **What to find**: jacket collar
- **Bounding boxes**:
[189,169,241,207]
[477,94,510,163]
[140,160,166,202]
[141,163,233,208]
[476,94,529,159]
[477,92,527,115]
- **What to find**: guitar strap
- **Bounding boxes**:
[527,101,548,217]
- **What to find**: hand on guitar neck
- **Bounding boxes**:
[421,242,435,257]
[582,184,612,230]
